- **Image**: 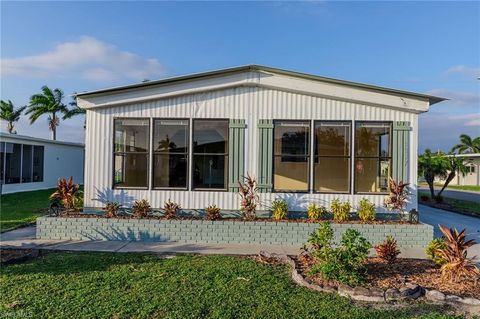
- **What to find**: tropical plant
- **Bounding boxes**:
[238,173,260,221]
[309,223,371,285]
[271,199,288,220]
[0,100,26,134]
[436,154,468,199]
[49,177,82,211]
[307,203,326,221]
[63,97,86,126]
[163,199,180,219]
[132,199,151,218]
[451,134,480,154]
[425,238,447,266]
[103,202,122,218]
[204,204,221,221]
[435,225,480,282]
[383,177,409,213]
[418,149,449,199]
[330,198,351,221]
[26,86,71,140]
[374,236,400,264]
[357,198,376,222]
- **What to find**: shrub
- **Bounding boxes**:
[204,204,221,221]
[271,199,288,220]
[374,236,400,264]
[384,177,409,213]
[103,202,122,218]
[436,225,479,282]
[309,223,371,285]
[238,173,260,220]
[132,199,151,218]
[426,238,447,266]
[357,198,376,222]
[330,198,351,221]
[307,203,326,221]
[163,199,180,219]
[49,176,82,211]
[420,195,430,202]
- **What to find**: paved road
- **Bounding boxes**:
[418,187,480,202]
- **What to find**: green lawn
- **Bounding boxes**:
[0,188,55,233]
[439,184,480,192]
[0,252,457,319]
[419,191,480,216]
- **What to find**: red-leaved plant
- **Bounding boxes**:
[238,173,260,221]
[132,199,151,218]
[383,177,409,213]
[436,225,480,282]
[374,236,401,264]
[49,176,81,211]
[163,199,180,219]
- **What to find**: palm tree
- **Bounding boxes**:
[0,100,26,134]
[451,134,480,154]
[63,97,86,128]
[26,86,68,140]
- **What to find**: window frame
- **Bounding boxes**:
[191,118,230,192]
[112,117,151,190]
[353,120,393,195]
[312,120,352,194]
[152,118,190,191]
[272,119,311,193]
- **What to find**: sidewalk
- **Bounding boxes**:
[0,226,430,258]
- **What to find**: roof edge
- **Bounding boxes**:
[0,132,84,147]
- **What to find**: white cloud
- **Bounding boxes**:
[447,113,480,127]
[0,36,165,82]
[446,65,480,79]
[425,89,479,106]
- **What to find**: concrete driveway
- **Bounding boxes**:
[418,187,480,202]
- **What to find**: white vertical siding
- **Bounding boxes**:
[84,86,418,212]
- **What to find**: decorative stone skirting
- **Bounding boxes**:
[259,252,480,316]
[36,216,433,248]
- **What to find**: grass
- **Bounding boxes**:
[419,191,480,216]
[0,252,458,319]
[0,188,56,233]
[419,182,480,193]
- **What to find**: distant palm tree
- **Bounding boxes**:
[26,86,68,140]
[0,100,26,134]
[451,134,480,154]
[63,97,86,128]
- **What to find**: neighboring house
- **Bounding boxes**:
[0,133,84,194]
[435,153,480,186]
[76,65,445,213]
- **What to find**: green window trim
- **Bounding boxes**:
[228,119,246,192]
[257,119,274,193]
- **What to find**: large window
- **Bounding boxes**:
[192,120,228,190]
[114,119,149,188]
[273,121,310,192]
[314,121,351,193]
[0,142,43,184]
[153,119,189,189]
[354,122,391,193]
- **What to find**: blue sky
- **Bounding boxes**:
[1,1,479,151]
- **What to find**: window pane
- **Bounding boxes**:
[33,146,44,182]
[114,119,149,153]
[193,154,227,189]
[22,145,33,183]
[154,120,188,153]
[314,157,350,193]
[274,156,309,192]
[153,154,187,188]
[274,121,309,156]
[315,122,350,156]
[355,122,391,157]
[193,120,228,154]
[114,153,148,187]
[5,143,21,184]
[355,158,390,193]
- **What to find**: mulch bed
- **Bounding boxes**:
[52,212,413,225]
[0,249,39,264]
[296,255,480,299]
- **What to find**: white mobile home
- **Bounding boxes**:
[0,133,84,194]
[76,65,444,213]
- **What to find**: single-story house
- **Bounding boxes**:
[76,65,445,214]
[436,153,480,186]
[0,133,84,194]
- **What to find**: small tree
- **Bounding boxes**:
[0,100,26,134]
[437,154,468,198]
[418,149,448,199]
